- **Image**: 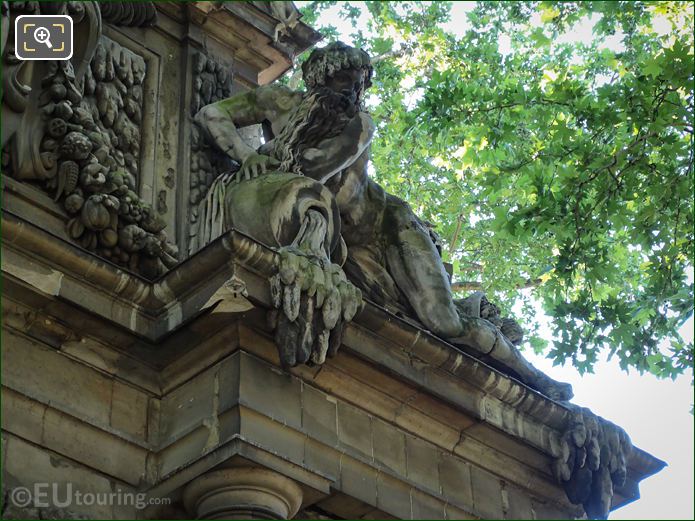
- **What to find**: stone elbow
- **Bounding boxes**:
[359,112,376,139]
[193,105,210,127]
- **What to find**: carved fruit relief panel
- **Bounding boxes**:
[35,34,178,278]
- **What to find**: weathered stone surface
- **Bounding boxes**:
[375,472,411,519]
[316,492,376,519]
[304,438,341,482]
[159,366,215,446]
[410,489,447,520]
[405,435,440,495]
[239,408,305,464]
[372,418,406,476]
[463,421,550,477]
[395,401,460,452]
[445,503,478,520]
[302,384,338,447]
[439,451,475,510]
[239,353,302,430]
[217,352,241,413]
[532,497,575,520]
[110,380,149,442]
[339,457,378,507]
[2,331,113,427]
[337,401,373,460]
[312,363,402,423]
[1,431,8,471]
[59,337,158,394]
[157,425,214,479]
[41,408,148,486]
[2,434,120,519]
[503,481,536,519]
[1,388,47,443]
[452,431,565,503]
[470,464,505,519]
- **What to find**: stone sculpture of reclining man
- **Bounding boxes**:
[194,42,572,402]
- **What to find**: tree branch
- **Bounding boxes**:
[371,46,411,64]
[451,277,542,292]
[451,281,483,291]
[449,214,464,255]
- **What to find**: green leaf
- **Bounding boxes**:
[301,0,695,380]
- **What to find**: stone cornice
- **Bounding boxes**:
[1,209,666,510]
[155,1,321,85]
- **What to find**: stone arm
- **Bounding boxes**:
[194,84,301,165]
[299,112,375,184]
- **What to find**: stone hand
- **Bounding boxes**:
[238,153,280,182]
[269,247,363,368]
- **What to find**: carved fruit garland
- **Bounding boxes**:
[553,404,633,519]
[37,46,178,279]
[189,51,236,245]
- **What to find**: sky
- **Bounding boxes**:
[296,1,695,519]
[517,293,694,520]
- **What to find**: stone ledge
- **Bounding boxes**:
[154,2,320,87]
[1,433,141,519]
[2,211,666,515]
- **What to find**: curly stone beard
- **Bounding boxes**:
[273,86,357,175]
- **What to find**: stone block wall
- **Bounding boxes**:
[1,222,666,519]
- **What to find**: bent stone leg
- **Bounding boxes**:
[381,194,572,401]
[382,196,462,338]
[224,173,361,368]
[449,316,573,401]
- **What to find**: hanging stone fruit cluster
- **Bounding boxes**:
[38,38,178,279]
[188,51,238,246]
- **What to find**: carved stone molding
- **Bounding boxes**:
[183,467,303,520]
[2,208,666,519]
[98,1,157,27]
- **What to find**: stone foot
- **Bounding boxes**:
[528,370,574,402]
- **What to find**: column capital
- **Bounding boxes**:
[183,467,303,520]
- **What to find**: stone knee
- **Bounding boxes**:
[226,173,342,258]
[383,196,462,338]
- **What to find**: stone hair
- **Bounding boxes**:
[302,41,373,89]
[273,88,354,174]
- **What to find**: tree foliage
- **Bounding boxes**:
[292,1,694,379]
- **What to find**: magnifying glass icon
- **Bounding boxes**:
[34,26,53,49]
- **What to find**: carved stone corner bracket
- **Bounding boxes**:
[183,467,303,520]
[552,404,632,519]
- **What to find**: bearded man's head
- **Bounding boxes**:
[302,42,373,105]
[272,43,373,175]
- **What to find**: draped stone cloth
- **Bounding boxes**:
[190,172,341,257]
